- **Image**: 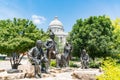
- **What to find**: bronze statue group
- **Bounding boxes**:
[27,29,89,78]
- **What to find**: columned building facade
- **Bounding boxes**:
[48,16,68,46]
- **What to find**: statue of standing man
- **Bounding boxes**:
[45,29,58,66]
[63,42,72,67]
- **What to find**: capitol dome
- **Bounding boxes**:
[48,16,68,46]
[49,16,63,27]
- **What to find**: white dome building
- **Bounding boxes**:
[49,16,68,45]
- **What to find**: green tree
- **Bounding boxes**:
[0,18,48,69]
[68,15,114,60]
[112,18,120,54]
[0,18,48,54]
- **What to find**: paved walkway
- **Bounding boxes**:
[0,60,11,70]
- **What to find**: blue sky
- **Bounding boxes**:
[0,0,120,32]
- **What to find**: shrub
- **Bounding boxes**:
[89,61,100,68]
[96,57,120,80]
[71,57,80,61]
[89,58,103,68]
[69,61,78,67]
[50,60,56,67]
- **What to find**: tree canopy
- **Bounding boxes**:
[112,18,120,54]
[0,18,48,55]
[68,15,114,59]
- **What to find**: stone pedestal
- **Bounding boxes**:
[72,72,96,80]
[71,69,102,80]
[18,60,35,78]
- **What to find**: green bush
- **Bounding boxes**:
[89,61,100,68]
[71,57,80,61]
[89,58,103,68]
[50,60,56,67]
[97,57,120,80]
[69,61,78,67]
[110,53,120,59]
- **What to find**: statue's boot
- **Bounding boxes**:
[35,74,41,78]
[38,73,42,78]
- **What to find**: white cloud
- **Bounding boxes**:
[32,15,46,24]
